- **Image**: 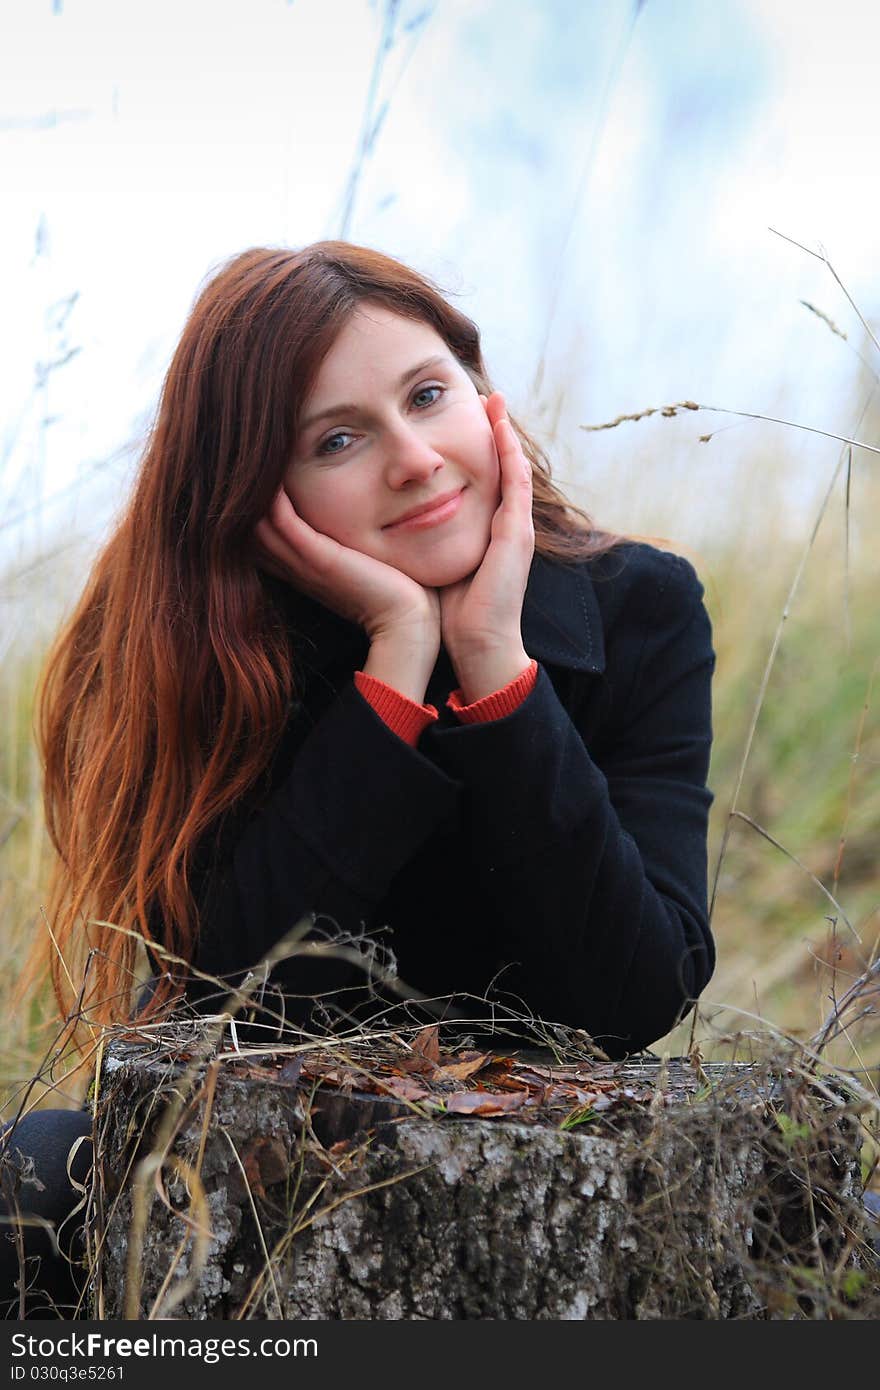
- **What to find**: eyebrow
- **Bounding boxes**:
[299,355,453,432]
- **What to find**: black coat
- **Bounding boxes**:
[160,540,716,1058]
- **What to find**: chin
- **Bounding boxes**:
[408,564,472,588]
[392,530,492,589]
[399,548,486,589]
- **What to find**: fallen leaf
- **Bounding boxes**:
[379,1075,434,1102]
[541,1084,596,1106]
[411,1025,441,1063]
[398,1025,442,1076]
[484,1056,516,1074]
[302,1066,377,1095]
[445,1090,529,1116]
[507,1068,558,1088]
[472,1073,530,1094]
[512,1065,592,1085]
[398,1053,437,1077]
[433,1053,491,1083]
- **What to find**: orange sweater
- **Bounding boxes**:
[353,658,539,745]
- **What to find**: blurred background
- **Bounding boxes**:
[1,0,878,1104]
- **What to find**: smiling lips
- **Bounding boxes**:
[385,487,465,531]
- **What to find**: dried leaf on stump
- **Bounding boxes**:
[433,1053,492,1083]
[379,1075,435,1103]
[445,1090,529,1116]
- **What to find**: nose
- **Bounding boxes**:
[382,419,445,488]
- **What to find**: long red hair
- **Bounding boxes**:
[17,241,625,1045]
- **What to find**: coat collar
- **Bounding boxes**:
[276,551,605,678]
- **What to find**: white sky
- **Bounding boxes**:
[2,0,879,587]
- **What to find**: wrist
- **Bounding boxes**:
[451,643,531,705]
[364,633,439,704]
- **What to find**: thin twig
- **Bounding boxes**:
[800,302,879,386]
[800,301,847,341]
[579,399,880,455]
[813,959,880,1055]
[769,227,880,359]
[730,811,859,943]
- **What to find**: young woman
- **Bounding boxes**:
[1,241,716,1315]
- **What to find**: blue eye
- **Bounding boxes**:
[317,431,353,456]
[412,384,444,408]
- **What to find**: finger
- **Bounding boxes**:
[254,500,327,581]
[266,489,335,568]
[253,516,300,576]
[495,414,532,488]
[269,485,306,532]
[486,405,528,497]
[484,391,506,428]
[489,395,529,485]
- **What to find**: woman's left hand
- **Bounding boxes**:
[439,391,535,703]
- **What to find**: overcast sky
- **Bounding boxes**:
[2,0,879,589]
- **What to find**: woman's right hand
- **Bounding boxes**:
[253,487,441,650]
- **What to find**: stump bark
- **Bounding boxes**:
[91,1025,865,1320]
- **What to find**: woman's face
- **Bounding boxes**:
[285,304,501,588]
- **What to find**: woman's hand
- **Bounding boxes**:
[253,487,441,649]
[439,392,535,702]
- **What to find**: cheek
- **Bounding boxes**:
[285,471,367,547]
[478,432,502,504]
[471,415,500,489]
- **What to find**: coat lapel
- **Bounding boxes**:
[521,552,605,674]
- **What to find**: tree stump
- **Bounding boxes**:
[90,1022,868,1320]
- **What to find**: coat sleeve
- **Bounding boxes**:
[169,682,463,1009]
[420,551,716,1057]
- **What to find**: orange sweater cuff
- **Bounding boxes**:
[353,670,439,747]
[447,658,538,723]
